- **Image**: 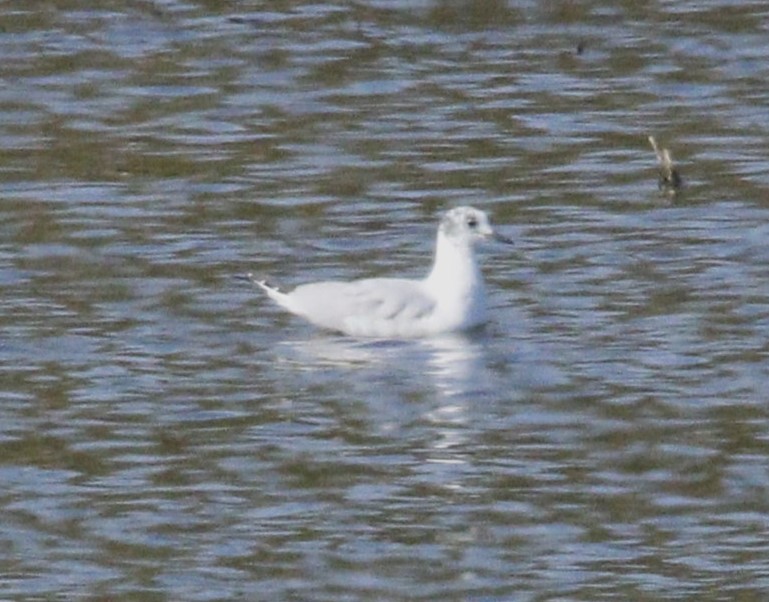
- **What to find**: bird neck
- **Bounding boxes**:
[425,231,481,292]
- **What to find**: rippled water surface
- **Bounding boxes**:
[3,1,769,599]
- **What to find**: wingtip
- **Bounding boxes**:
[243,273,281,294]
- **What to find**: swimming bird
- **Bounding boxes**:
[249,206,510,338]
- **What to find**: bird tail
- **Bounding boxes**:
[241,273,292,308]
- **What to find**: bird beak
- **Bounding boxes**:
[491,230,514,245]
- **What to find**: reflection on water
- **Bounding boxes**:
[273,332,489,489]
[274,331,489,394]
[3,0,769,599]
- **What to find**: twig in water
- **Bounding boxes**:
[648,135,682,192]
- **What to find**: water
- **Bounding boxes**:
[2,1,769,599]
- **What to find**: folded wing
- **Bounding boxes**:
[285,278,436,337]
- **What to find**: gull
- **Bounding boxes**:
[248,206,510,338]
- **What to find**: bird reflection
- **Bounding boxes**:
[273,329,489,400]
[269,331,506,493]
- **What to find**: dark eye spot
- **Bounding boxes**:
[467,216,478,228]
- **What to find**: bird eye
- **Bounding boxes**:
[467,216,478,228]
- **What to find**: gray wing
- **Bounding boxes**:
[286,278,436,336]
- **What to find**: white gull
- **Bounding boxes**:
[249,206,510,338]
